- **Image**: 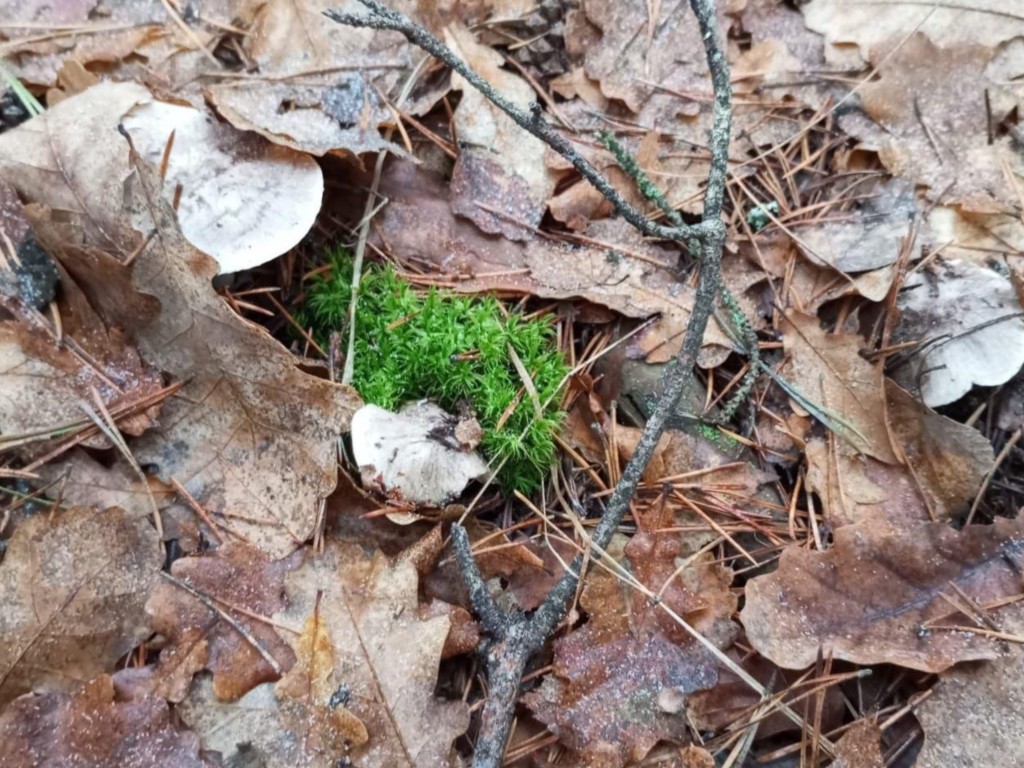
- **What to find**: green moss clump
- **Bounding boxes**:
[301,252,569,494]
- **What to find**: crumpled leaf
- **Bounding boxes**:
[122,96,323,274]
[146,542,301,702]
[351,401,490,505]
[915,606,1024,767]
[741,518,1024,673]
[804,382,993,528]
[246,0,413,79]
[0,675,217,768]
[207,76,403,158]
[7,94,361,555]
[577,0,729,119]
[779,310,897,463]
[0,506,161,706]
[372,160,734,364]
[445,23,557,241]
[840,34,1024,212]
[524,499,732,766]
[178,541,469,767]
[832,720,885,768]
[0,235,164,451]
[795,178,918,273]
[802,0,1024,65]
[275,601,370,753]
[890,258,1024,407]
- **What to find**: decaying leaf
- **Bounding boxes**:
[804,382,993,528]
[883,381,994,518]
[525,501,733,766]
[741,518,1024,672]
[795,178,917,273]
[802,0,1024,65]
[780,310,897,463]
[0,506,161,706]
[122,97,323,274]
[445,23,556,241]
[275,601,370,754]
[890,258,1024,407]
[207,77,403,158]
[7,105,361,554]
[372,160,734,364]
[841,34,1024,212]
[0,675,216,768]
[146,542,301,702]
[0,238,164,452]
[351,401,490,506]
[915,607,1024,768]
[178,541,469,767]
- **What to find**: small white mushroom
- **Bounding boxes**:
[350,401,490,505]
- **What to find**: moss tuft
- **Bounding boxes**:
[300,251,569,494]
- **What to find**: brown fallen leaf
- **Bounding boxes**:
[5,83,361,554]
[524,505,733,766]
[38,450,174,531]
[832,719,885,768]
[884,381,994,519]
[373,160,734,364]
[0,506,161,707]
[779,310,898,463]
[178,541,469,767]
[445,23,557,241]
[207,79,403,158]
[0,675,217,768]
[146,542,301,701]
[276,597,370,754]
[804,382,993,528]
[841,34,1024,213]
[914,606,1024,767]
[801,0,1024,65]
[741,517,1024,672]
[577,0,730,118]
[889,258,1024,407]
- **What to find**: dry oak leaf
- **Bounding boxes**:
[914,605,1024,767]
[178,541,469,767]
[524,523,729,767]
[801,0,1024,66]
[0,506,161,707]
[245,0,414,78]
[2,85,361,555]
[890,258,1024,407]
[38,450,174,531]
[832,719,885,768]
[146,542,301,702]
[0,230,164,454]
[841,34,1024,213]
[741,518,1024,673]
[207,76,403,158]
[445,23,557,241]
[578,0,728,118]
[779,310,897,464]
[0,675,216,768]
[372,161,733,364]
[804,382,993,528]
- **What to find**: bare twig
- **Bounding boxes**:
[327,2,732,765]
[324,0,723,246]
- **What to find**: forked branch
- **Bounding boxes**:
[327,2,732,766]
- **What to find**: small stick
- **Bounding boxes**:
[159,571,285,675]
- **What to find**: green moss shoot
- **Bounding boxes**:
[301,251,569,495]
